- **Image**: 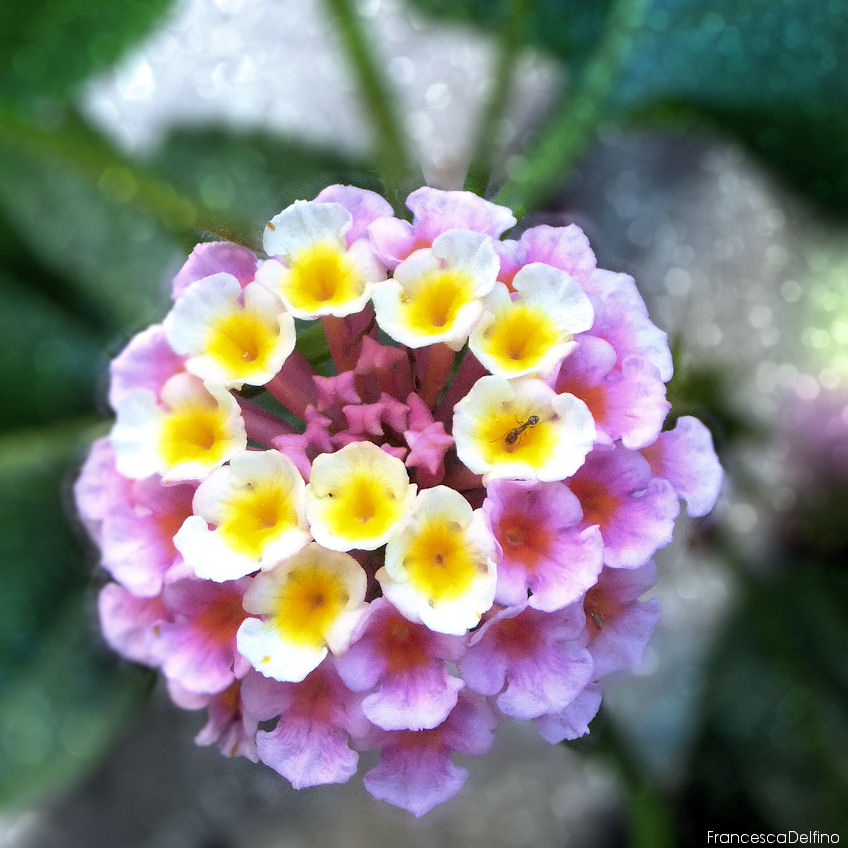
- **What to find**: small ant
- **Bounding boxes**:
[502,414,540,446]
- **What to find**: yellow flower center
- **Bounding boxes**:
[273,564,351,648]
[318,471,404,544]
[479,304,562,372]
[284,242,361,312]
[477,404,558,469]
[402,269,475,334]
[159,404,231,469]
[206,311,279,377]
[403,518,481,602]
[217,481,298,559]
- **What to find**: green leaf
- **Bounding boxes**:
[410,0,848,216]
[0,0,174,107]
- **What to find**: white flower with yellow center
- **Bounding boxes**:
[305,441,416,551]
[452,375,594,483]
[111,373,246,482]
[174,450,310,582]
[255,200,386,319]
[164,275,295,389]
[237,542,368,682]
[376,486,496,635]
[371,229,499,350]
[469,263,594,378]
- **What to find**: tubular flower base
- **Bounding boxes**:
[76,185,721,816]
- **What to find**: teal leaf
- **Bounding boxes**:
[409,0,848,215]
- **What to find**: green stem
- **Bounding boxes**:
[321,0,414,206]
[464,0,530,197]
[0,108,257,250]
[495,0,650,216]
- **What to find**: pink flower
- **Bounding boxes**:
[314,184,394,244]
[151,567,250,694]
[108,324,186,411]
[241,663,371,789]
[335,598,465,731]
[171,241,258,300]
[494,223,597,290]
[483,479,603,611]
[368,187,516,269]
[362,692,496,816]
[74,438,133,545]
[535,683,603,744]
[583,561,661,679]
[568,446,679,568]
[100,476,195,597]
[641,415,723,517]
[586,273,673,382]
[553,334,670,450]
[459,603,593,720]
[97,582,167,667]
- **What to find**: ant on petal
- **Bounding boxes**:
[503,414,540,446]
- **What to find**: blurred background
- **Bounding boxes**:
[0,0,846,845]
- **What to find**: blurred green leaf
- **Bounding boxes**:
[0,422,151,812]
[411,0,848,215]
[0,423,95,690]
[682,562,848,834]
[148,125,382,232]
[0,140,181,337]
[0,0,173,107]
[0,596,152,810]
[0,272,102,433]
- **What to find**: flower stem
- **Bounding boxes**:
[322,315,358,373]
[237,397,296,447]
[464,0,531,197]
[321,0,414,206]
[265,351,318,419]
[418,343,457,409]
[494,0,650,217]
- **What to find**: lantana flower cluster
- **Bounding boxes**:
[75,185,721,815]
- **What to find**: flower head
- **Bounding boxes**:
[77,183,719,815]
